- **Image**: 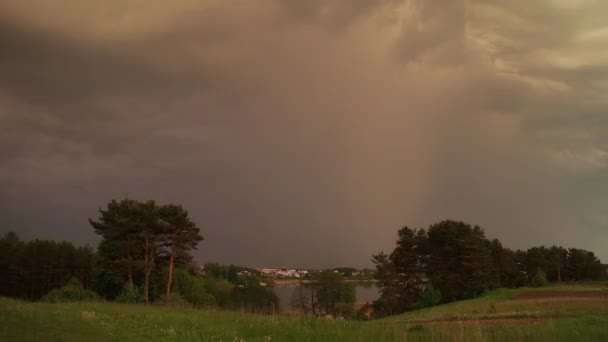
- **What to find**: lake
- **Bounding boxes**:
[272,282,380,312]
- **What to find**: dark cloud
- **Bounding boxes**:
[0,16,188,105]
[1,0,607,268]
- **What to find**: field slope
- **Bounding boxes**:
[2,284,608,341]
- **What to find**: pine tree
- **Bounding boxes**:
[159,204,203,304]
[372,227,427,316]
[89,199,163,305]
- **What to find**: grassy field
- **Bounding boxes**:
[2,283,608,341]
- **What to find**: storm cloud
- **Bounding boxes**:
[1,0,607,268]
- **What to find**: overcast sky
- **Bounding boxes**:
[1,0,607,268]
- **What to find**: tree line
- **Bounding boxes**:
[0,232,95,300]
[0,199,281,313]
[2,204,606,318]
[373,220,607,317]
[0,198,347,315]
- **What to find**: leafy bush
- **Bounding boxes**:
[233,284,278,314]
[115,283,145,303]
[186,278,216,308]
[335,302,356,319]
[531,267,549,287]
[41,278,100,303]
[204,277,233,306]
[172,268,216,308]
[355,311,370,321]
[172,268,195,296]
[462,288,486,300]
[412,284,441,310]
[92,268,122,300]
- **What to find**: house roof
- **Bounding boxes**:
[358,302,374,314]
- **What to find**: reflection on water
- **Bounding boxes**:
[355,282,380,304]
[272,283,380,312]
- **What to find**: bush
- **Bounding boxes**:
[412,284,441,310]
[186,278,216,308]
[531,268,549,287]
[92,268,122,300]
[233,284,279,314]
[42,278,100,303]
[172,268,195,297]
[115,283,145,303]
[335,302,355,319]
[462,288,485,300]
[204,277,233,306]
[172,269,216,308]
[356,311,370,321]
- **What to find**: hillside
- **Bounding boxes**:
[2,283,607,341]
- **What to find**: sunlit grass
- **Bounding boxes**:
[382,286,608,323]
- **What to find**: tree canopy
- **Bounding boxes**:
[89,199,203,304]
[291,271,355,318]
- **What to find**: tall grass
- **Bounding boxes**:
[2,284,608,341]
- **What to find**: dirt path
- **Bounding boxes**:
[421,318,551,325]
[510,291,608,300]
[272,279,377,285]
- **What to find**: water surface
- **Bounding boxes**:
[272,282,380,312]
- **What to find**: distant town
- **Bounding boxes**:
[194,264,376,283]
[256,268,309,278]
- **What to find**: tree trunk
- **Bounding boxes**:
[297,283,308,315]
[144,237,150,305]
[47,264,53,294]
[310,286,317,316]
[144,266,152,305]
[127,254,134,285]
[557,266,562,282]
[165,235,175,304]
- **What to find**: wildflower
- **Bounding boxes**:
[80,310,96,320]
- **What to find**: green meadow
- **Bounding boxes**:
[2,283,608,342]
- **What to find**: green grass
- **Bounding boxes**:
[381,286,608,323]
[2,284,608,341]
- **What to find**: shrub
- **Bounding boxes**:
[92,268,122,300]
[171,269,216,308]
[172,268,195,297]
[355,311,370,321]
[204,278,234,306]
[41,278,100,303]
[531,268,549,287]
[185,278,216,308]
[233,284,279,314]
[115,283,145,303]
[412,284,441,310]
[335,302,355,319]
[462,288,486,300]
